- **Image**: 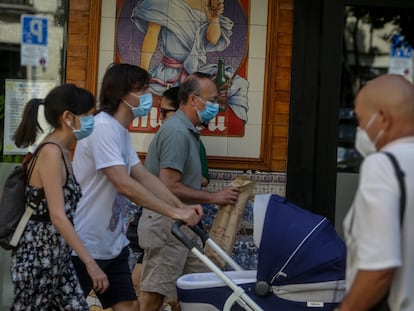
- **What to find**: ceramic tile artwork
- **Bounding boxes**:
[98,0,270,158]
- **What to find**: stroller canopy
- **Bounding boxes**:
[254,194,346,288]
[176,194,346,311]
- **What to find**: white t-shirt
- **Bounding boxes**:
[72,112,140,259]
[343,137,414,310]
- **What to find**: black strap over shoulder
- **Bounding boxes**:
[348,152,406,236]
[382,152,406,226]
[368,153,404,311]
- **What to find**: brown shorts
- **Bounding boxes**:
[138,210,208,297]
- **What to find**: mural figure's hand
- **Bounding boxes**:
[203,0,224,21]
[216,0,225,16]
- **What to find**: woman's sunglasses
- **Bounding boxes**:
[160,107,177,118]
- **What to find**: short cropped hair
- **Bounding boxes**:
[178,72,212,106]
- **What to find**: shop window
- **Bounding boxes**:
[0,0,68,163]
[338,6,414,172]
[0,1,68,309]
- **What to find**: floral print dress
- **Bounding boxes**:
[10,154,89,311]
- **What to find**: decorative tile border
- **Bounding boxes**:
[205,169,286,196]
[202,169,287,270]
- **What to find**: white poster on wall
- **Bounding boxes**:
[3,79,55,155]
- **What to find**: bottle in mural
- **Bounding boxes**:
[213,58,231,112]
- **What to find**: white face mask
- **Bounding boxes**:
[354,112,384,157]
[355,127,376,157]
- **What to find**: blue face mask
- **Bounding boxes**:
[197,101,219,123]
[72,115,94,140]
[124,92,153,118]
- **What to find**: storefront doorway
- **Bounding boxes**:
[288,0,414,237]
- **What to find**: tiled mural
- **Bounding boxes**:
[99,0,269,159]
[117,0,250,136]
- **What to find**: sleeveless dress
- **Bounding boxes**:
[10,146,89,311]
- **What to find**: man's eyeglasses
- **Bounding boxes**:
[194,94,220,103]
[160,107,177,118]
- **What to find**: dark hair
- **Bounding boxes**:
[13,84,95,148]
[178,72,212,105]
[162,86,180,109]
[97,63,151,115]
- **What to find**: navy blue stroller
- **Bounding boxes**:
[173,194,346,310]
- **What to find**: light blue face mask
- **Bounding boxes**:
[72,115,94,140]
[124,92,153,118]
[197,100,219,124]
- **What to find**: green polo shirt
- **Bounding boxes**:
[145,109,202,192]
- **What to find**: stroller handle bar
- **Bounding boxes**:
[172,221,244,271]
[171,220,203,251]
[189,221,210,244]
[172,221,264,311]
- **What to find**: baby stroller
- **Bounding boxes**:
[172,194,346,310]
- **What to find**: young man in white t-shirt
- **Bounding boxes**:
[71,63,203,311]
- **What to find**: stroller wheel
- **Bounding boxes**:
[255,281,270,297]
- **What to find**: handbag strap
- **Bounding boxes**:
[382,152,406,226]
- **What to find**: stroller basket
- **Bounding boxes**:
[173,194,346,310]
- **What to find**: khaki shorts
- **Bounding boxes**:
[138,209,208,297]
